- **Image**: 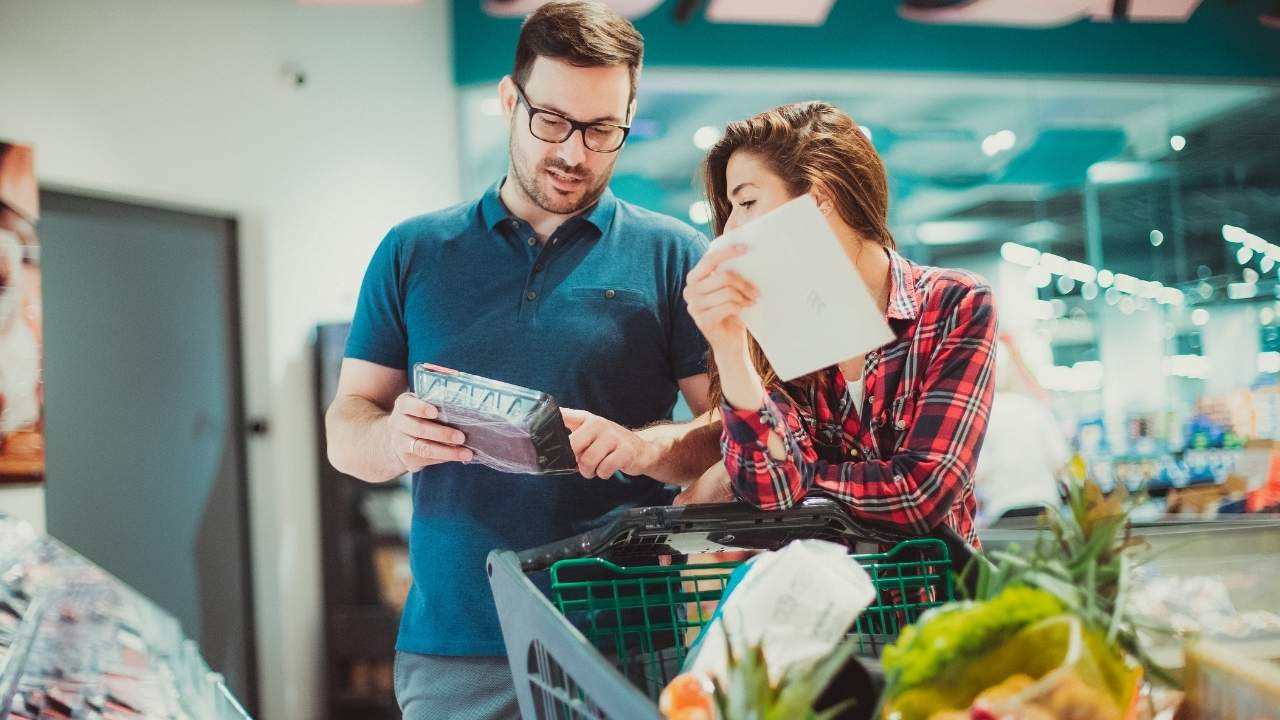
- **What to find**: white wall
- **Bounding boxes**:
[0,484,44,534]
[0,1,461,717]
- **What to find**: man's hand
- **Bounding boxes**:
[389,392,473,473]
[673,462,735,505]
[562,408,654,479]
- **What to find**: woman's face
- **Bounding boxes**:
[721,151,796,232]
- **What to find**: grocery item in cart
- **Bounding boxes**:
[683,539,877,687]
[879,587,1142,720]
[412,363,577,475]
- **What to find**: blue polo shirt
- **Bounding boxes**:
[345,180,709,656]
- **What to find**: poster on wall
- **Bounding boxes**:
[0,143,43,483]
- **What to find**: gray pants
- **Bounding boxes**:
[394,652,520,720]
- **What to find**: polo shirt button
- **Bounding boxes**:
[866,395,875,407]
[526,291,537,301]
[894,419,907,431]
[604,289,616,299]
[527,237,537,246]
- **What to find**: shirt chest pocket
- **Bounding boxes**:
[558,286,662,354]
[873,395,915,453]
[568,286,648,306]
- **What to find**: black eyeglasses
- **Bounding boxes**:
[513,83,631,154]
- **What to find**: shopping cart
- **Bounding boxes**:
[487,497,977,720]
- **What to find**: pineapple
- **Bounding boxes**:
[661,634,860,720]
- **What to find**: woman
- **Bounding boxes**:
[683,102,996,546]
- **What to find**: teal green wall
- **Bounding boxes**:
[453,1,1280,85]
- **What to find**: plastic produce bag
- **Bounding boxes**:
[683,539,877,687]
[882,614,1142,720]
[412,363,577,475]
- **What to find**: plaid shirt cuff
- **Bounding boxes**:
[721,395,783,447]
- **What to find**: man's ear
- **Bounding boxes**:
[498,76,519,118]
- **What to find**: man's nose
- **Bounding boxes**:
[556,129,587,166]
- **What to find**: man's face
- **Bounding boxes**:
[505,57,633,216]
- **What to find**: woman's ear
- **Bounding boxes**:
[811,190,834,217]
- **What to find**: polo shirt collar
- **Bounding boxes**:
[480,178,617,240]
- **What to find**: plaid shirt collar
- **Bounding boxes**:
[884,248,924,323]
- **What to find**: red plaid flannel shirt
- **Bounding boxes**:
[721,250,996,546]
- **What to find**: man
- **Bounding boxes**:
[325,2,720,717]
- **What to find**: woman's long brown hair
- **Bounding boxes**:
[702,101,896,407]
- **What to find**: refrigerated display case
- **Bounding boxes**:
[0,514,251,719]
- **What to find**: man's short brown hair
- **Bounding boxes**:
[512,1,644,105]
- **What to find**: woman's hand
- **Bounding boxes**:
[683,244,757,354]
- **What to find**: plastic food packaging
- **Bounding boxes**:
[412,363,578,475]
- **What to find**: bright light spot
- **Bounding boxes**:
[1239,246,1255,265]
[1087,161,1158,184]
[1228,282,1259,300]
[1260,352,1280,375]
[1105,287,1121,305]
[1164,354,1210,379]
[858,125,873,142]
[1198,281,1214,300]
[1150,229,1165,247]
[693,126,722,151]
[1158,287,1184,305]
[981,129,1017,157]
[1119,297,1136,314]
[1244,268,1261,284]
[1066,261,1097,283]
[1170,135,1187,152]
[1056,275,1076,294]
[688,200,712,225]
[1081,282,1099,301]
[1263,257,1276,273]
[1097,269,1115,288]
[1027,266,1052,289]
[1000,242,1041,267]
[1037,362,1104,393]
[1223,225,1246,243]
[1191,308,1210,326]
[1262,307,1275,325]
[1050,299,1068,317]
[1114,273,1140,294]
[1039,252,1069,275]
[1138,280,1163,299]
[480,98,503,116]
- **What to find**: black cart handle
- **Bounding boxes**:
[515,494,985,595]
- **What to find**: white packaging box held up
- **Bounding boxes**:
[707,194,893,381]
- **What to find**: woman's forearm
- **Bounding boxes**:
[714,341,767,412]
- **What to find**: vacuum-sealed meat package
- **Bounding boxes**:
[412,363,578,475]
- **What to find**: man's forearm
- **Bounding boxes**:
[635,415,723,486]
[325,395,405,484]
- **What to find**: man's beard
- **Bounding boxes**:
[509,135,612,216]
